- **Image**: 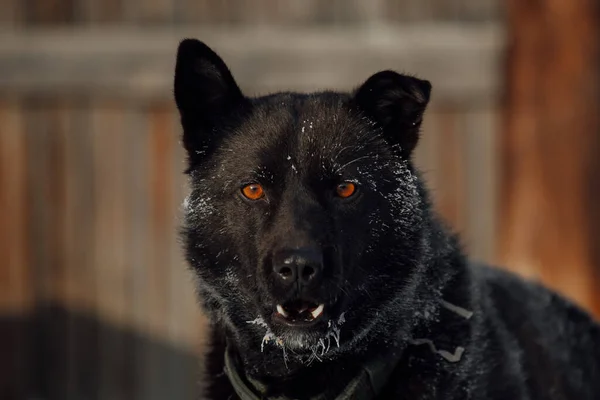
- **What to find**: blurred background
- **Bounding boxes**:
[0,0,598,399]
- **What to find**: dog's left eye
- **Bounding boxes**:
[336,182,357,198]
[241,183,265,200]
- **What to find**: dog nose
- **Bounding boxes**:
[272,248,323,286]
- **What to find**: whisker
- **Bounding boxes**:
[336,155,374,172]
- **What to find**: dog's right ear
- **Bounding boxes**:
[174,39,248,158]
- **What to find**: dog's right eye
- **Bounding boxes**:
[336,182,357,198]
[241,183,265,200]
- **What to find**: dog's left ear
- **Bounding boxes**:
[353,70,431,159]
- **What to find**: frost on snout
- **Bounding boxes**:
[247,312,347,365]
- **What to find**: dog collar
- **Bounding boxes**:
[223,343,403,400]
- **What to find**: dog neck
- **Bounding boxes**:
[224,337,405,400]
[222,291,473,400]
[219,267,474,399]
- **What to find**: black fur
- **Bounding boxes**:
[174,39,600,399]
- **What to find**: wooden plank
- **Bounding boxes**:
[53,101,89,400]
[0,100,31,315]
[43,101,76,399]
[431,0,462,21]
[139,0,175,24]
[176,0,210,23]
[22,99,52,305]
[50,101,96,314]
[56,103,76,313]
[464,109,498,263]
[1,0,502,27]
[58,99,100,400]
[78,0,124,24]
[0,99,33,400]
[0,26,503,103]
[115,102,145,400]
[21,98,73,400]
[26,99,72,310]
[136,102,175,400]
[430,107,468,235]
[416,107,498,264]
[457,0,503,22]
[124,104,159,400]
[348,0,386,25]
[90,102,129,327]
[0,0,22,26]
[22,0,76,24]
[405,0,434,21]
[88,101,136,400]
[47,102,72,309]
[501,0,600,315]
[252,0,284,25]
[147,102,172,338]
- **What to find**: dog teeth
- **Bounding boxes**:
[311,304,325,319]
[276,304,288,317]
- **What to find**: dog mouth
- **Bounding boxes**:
[273,300,325,326]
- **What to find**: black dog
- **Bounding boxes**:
[174,39,600,399]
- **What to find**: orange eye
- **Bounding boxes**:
[241,183,265,200]
[336,182,356,198]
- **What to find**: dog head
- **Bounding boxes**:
[175,39,432,367]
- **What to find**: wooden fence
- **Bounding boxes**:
[0,24,506,399]
[1,0,502,26]
[10,0,600,397]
